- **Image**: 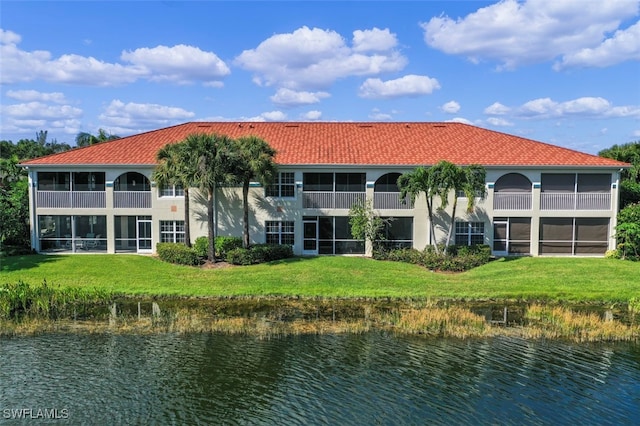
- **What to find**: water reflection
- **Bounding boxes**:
[1,333,638,425]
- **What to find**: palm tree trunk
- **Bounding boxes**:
[444,198,458,254]
[426,197,440,254]
[242,180,250,249]
[183,187,191,247]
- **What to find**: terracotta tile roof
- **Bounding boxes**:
[20,122,629,168]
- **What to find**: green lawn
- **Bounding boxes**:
[1,254,639,302]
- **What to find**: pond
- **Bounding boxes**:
[1,333,638,424]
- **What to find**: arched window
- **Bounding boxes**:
[494,173,532,192]
[493,173,532,210]
[374,173,402,192]
[373,173,412,209]
[114,172,150,192]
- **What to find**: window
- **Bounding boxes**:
[73,172,105,191]
[160,220,185,243]
[266,172,295,198]
[303,173,333,192]
[37,172,70,191]
[378,217,413,249]
[539,217,609,255]
[335,173,366,192]
[455,221,485,246]
[265,221,294,245]
[159,185,184,197]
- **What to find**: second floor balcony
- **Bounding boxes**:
[303,191,366,209]
[493,192,532,210]
[540,192,611,210]
[36,191,106,209]
[114,191,152,209]
[373,192,413,209]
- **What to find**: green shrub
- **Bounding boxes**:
[193,236,243,260]
[193,236,208,259]
[156,243,201,266]
[373,244,491,272]
[216,236,243,259]
[226,244,294,265]
[226,247,255,265]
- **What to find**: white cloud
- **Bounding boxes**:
[516,96,640,118]
[421,0,639,70]
[0,31,230,86]
[441,100,460,114]
[484,102,511,115]
[261,111,288,121]
[358,74,440,99]
[486,117,514,126]
[2,102,82,119]
[555,21,640,69]
[352,28,398,52]
[369,111,393,121]
[301,110,322,120]
[270,88,330,107]
[6,90,67,104]
[98,100,195,130]
[121,44,230,84]
[1,100,83,137]
[234,26,407,90]
[446,117,473,125]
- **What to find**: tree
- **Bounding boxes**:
[348,199,386,254]
[615,202,640,260]
[153,142,198,247]
[398,161,487,254]
[599,141,640,208]
[232,136,278,248]
[398,166,442,253]
[189,133,236,262]
[434,162,487,252]
[75,129,120,147]
[0,156,30,248]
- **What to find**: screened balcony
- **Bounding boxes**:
[302,172,366,209]
[540,173,612,211]
[493,173,532,210]
[113,172,151,209]
[36,171,106,208]
[373,173,413,209]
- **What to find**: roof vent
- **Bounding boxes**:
[358,124,373,128]
[284,124,299,128]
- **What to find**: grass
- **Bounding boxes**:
[1,254,639,302]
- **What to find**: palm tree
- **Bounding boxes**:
[436,162,487,252]
[75,129,120,147]
[232,136,278,248]
[398,166,442,253]
[153,142,196,247]
[189,133,236,262]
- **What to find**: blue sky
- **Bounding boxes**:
[1,0,639,154]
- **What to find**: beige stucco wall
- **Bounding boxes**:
[27,165,623,256]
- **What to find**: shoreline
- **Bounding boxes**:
[2,296,638,342]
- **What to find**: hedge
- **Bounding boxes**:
[373,244,492,272]
[156,243,201,266]
[226,244,294,265]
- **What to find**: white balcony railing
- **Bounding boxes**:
[493,192,532,210]
[36,191,106,208]
[541,192,611,210]
[113,191,151,209]
[373,192,413,209]
[303,192,366,209]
